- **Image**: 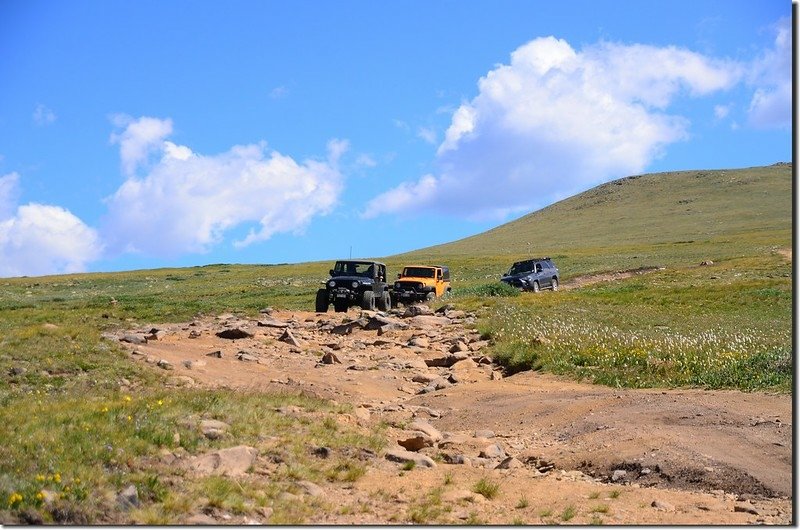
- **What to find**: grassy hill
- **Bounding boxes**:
[0,163,793,523]
[397,163,792,282]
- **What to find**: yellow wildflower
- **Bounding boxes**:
[123,395,132,402]
[54,473,61,483]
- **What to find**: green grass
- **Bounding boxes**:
[472,477,500,500]
[0,164,792,522]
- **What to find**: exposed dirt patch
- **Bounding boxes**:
[110,305,792,524]
[561,266,664,290]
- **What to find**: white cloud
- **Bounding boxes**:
[747,17,791,129]
[0,174,101,277]
[366,36,743,219]
[33,104,56,126]
[109,115,174,176]
[102,119,346,256]
[269,86,289,99]
[714,104,731,120]
[417,126,437,145]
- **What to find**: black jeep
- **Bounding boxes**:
[315,260,392,313]
[500,257,560,292]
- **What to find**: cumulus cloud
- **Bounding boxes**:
[109,115,174,176]
[746,17,791,129]
[0,173,102,277]
[365,36,743,219]
[102,120,346,257]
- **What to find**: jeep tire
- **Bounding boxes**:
[551,278,559,291]
[361,290,375,311]
[532,281,540,293]
[376,291,390,311]
[425,291,436,302]
[315,289,329,313]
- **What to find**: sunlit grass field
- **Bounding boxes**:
[0,163,792,522]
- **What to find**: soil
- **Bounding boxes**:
[114,289,793,524]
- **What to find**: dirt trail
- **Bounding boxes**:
[113,305,792,524]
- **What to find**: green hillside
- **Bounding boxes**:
[398,163,792,281]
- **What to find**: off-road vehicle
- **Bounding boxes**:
[315,260,391,313]
[500,258,559,292]
[391,264,451,305]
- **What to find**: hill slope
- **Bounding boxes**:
[396,164,792,278]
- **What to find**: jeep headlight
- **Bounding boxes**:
[328,280,336,288]
[351,281,359,288]
[418,283,424,289]
[395,282,401,289]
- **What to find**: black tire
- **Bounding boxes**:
[551,278,559,291]
[334,302,348,313]
[315,289,329,312]
[532,281,540,293]
[360,290,375,311]
[376,291,390,311]
[425,291,436,302]
[390,294,399,308]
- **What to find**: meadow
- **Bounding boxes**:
[0,163,791,522]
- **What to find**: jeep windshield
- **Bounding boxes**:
[332,261,374,277]
[402,267,435,278]
[507,261,532,276]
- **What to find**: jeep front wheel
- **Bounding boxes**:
[315,289,329,312]
[425,291,436,302]
[361,291,375,311]
[532,281,540,293]
[376,291,390,311]
[551,278,559,291]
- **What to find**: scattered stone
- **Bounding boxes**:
[216,328,252,340]
[611,469,628,482]
[397,433,433,451]
[186,514,218,525]
[408,420,442,442]
[188,330,202,339]
[312,446,332,459]
[257,318,289,328]
[449,341,469,353]
[187,445,258,477]
[446,310,466,319]
[411,373,440,384]
[200,419,230,440]
[408,336,430,348]
[700,260,714,266]
[121,334,147,344]
[182,359,207,369]
[236,352,258,362]
[734,503,760,515]
[479,443,506,459]
[384,448,436,468]
[9,366,26,376]
[320,351,341,364]
[259,307,274,315]
[157,359,174,370]
[651,499,675,511]
[166,375,195,387]
[403,305,432,317]
[297,480,324,497]
[278,329,302,347]
[441,453,470,465]
[116,485,140,510]
[435,304,455,314]
[206,350,223,358]
[495,456,524,470]
[424,353,469,368]
[474,429,495,439]
[409,315,451,327]
[42,323,59,330]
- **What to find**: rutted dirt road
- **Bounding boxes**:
[114,303,792,524]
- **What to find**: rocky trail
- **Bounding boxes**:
[110,302,793,524]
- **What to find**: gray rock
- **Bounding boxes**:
[257,318,289,328]
[408,336,430,348]
[121,334,147,344]
[297,480,324,497]
[734,503,760,515]
[449,341,469,353]
[434,304,455,314]
[651,499,675,511]
[236,352,258,362]
[187,445,258,477]
[157,359,174,370]
[474,429,495,439]
[611,469,628,482]
[116,485,139,510]
[408,420,442,442]
[385,448,436,468]
[278,329,302,347]
[216,328,252,340]
[206,350,223,358]
[403,305,432,317]
[320,351,341,364]
[424,352,469,368]
[495,456,524,470]
[479,443,506,459]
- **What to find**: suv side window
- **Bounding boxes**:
[535,262,543,273]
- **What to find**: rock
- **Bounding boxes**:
[365,315,406,331]
[257,318,289,328]
[425,352,469,368]
[182,359,206,369]
[408,420,442,442]
[446,310,466,319]
[166,375,195,387]
[651,499,675,511]
[188,330,201,339]
[116,485,140,510]
[188,445,258,477]
[320,351,341,364]
[700,260,714,266]
[236,352,258,362]
[611,469,628,482]
[121,334,147,344]
[42,323,59,330]
[734,503,760,515]
[408,336,430,348]
[297,480,324,497]
[474,429,495,439]
[397,433,434,451]
[403,305,432,317]
[216,328,252,340]
[278,329,302,347]
[384,448,436,468]
[409,315,451,327]
[206,350,223,358]
[441,453,470,465]
[495,456,524,470]
[449,341,469,353]
[259,307,274,315]
[185,514,218,525]
[479,443,506,459]
[157,359,174,370]
[9,366,26,376]
[411,373,440,384]
[330,319,368,335]
[312,446,332,459]
[200,419,230,440]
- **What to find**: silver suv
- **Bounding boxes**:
[500,258,559,292]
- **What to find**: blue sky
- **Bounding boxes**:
[0,0,792,277]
